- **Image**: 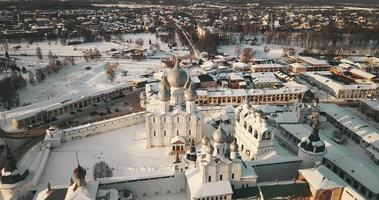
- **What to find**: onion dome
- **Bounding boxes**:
[184,77,197,101]
[213,126,227,144]
[158,76,171,101]
[302,89,315,103]
[201,135,210,146]
[226,134,235,144]
[230,139,238,152]
[73,164,86,180]
[167,61,188,88]
[205,144,214,154]
[299,118,325,153]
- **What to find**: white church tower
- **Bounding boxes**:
[298,98,327,169]
[145,61,204,148]
[234,97,274,160]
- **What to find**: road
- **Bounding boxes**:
[174,22,200,59]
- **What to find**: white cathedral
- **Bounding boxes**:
[145,62,204,148]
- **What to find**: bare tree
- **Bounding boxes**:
[93,161,113,179]
[105,62,118,82]
[135,38,144,47]
[36,47,43,60]
[240,48,253,63]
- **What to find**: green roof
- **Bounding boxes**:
[259,183,311,199]
[232,186,260,199]
[198,74,215,82]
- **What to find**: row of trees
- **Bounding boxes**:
[0,72,27,110]
[265,29,379,56]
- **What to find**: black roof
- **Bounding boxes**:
[232,186,260,199]
[45,188,68,200]
[198,74,215,82]
[259,183,311,199]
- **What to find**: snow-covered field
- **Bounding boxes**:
[0,33,187,108]
[218,44,285,59]
[38,123,172,186]
[17,59,162,105]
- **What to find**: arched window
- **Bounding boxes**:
[177,130,179,136]
[164,130,166,136]
[248,125,252,134]
[153,131,156,136]
[208,176,211,182]
[220,174,223,181]
[189,130,191,136]
[254,130,258,139]
[236,112,240,122]
[244,121,247,129]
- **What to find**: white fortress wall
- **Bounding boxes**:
[98,173,186,199]
[60,111,146,142]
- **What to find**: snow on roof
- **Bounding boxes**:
[324,146,379,193]
[349,69,376,80]
[250,155,301,166]
[298,56,328,66]
[273,111,300,124]
[251,63,285,69]
[299,166,342,190]
[360,100,379,111]
[303,72,377,91]
[289,63,307,69]
[3,82,133,121]
[320,103,379,149]
[197,83,307,97]
[280,124,312,140]
[185,168,233,198]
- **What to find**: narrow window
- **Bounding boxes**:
[220,175,223,181]
[208,176,211,182]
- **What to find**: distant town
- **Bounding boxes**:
[0,1,378,200]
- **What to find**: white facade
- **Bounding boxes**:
[146,62,204,148]
[234,100,274,159]
[183,129,257,200]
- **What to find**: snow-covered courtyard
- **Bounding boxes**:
[38,123,172,186]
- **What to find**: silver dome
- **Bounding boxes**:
[158,77,170,101]
[230,139,238,152]
[202,135,210,146]
[167,61,188,88]
[185,78,197,101]
[213,126,226,144]
[205,144,214,154]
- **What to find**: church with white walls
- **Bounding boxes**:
[234,98,274,160]
[173,125,257,200]
[145,62,204,148]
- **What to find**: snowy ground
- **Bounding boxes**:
[139,192,186,200]
[218,44,285,59]
[38,123,172,186]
